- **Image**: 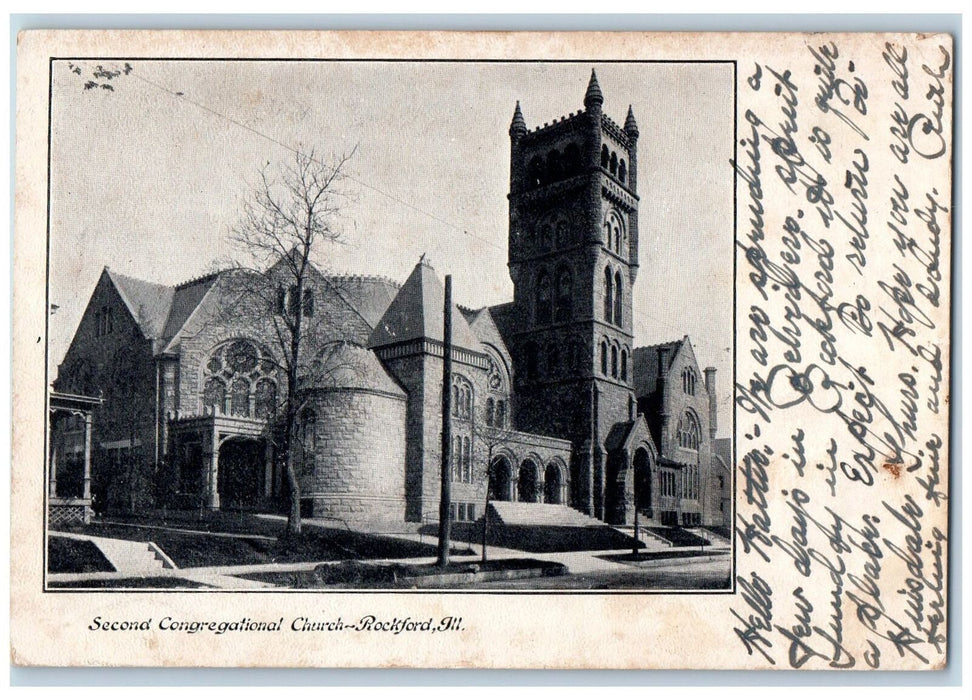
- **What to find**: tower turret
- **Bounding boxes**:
[509,100,527,139]
[504,70,640,514]
[584,69,604,111]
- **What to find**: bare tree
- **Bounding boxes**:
[472,417,518,565]
[222,148,355,536]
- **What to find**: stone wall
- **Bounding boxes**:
[301,388,407,523]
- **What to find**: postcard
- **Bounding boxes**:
[11,29,951,669]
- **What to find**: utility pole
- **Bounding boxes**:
[438,275,453,568]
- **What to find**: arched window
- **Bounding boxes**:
[600,340,608,375]
[547,345,560,375]
[547,149,562,181]
[536,270,552,325]
[555,267,572,322]
[604,210,626,258]
[620,349,628,381]
[564,143,581,174]
[610,151,618,175]
[601,145,610,169]
[486,397,495,426]
[618,159,627,184]
[604,267,613,322]
[254,378,277,419]
[677,411,701,451]
[496,400,507,427]
[525,342,539,379]
[528,155,544,187]
[453,436,462,481]
[462,437,471,482]
[203,377,226,414]
[201,340,277,419]
[682,368,697,395]
[452,375,473,421]
[611,345,619,378]
[614,271,623,326]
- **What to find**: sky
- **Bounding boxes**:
[48,60,734,428]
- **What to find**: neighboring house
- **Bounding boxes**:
[54,71,729,528]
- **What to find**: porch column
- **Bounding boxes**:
[263,440,273,497]
[536,470,545,504]
[49,439,58,498]
[82,413,93,500]
[593,447,605,520]
[205,430,220,509]
[621,449,634,525]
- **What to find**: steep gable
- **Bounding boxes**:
[105,268,174,340]
[368,260,481,351]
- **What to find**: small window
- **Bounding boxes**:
[604,267,613,322]
[614,271,623,326]
[611,345,618,378]
[303,290,314,317]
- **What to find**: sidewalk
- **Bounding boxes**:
[48,519,729,589]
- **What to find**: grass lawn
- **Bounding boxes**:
[47,536,116,574]
[58,519,473,569]
[238,558,566,588]
[48,576,212,589]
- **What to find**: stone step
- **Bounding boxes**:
[83,536,174,574]
[487,501,604,528]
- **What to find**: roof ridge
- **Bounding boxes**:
[635,338,684,352]
[174,270,225,290]
[326,273,402,289]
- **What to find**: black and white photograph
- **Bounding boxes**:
[12,28,951,670]
[44,60,734,592]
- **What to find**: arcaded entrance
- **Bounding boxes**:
[633,447,653,517]
[544,462,565,504]
[489,456,514,501]
[517,459,540,502]
[217,438,266,509]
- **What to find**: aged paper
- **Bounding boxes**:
[11,30,951,669]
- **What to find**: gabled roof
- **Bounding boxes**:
[326,275,400,330]
[713,437,732,470]
[460,306,509,356]
[105,268,175,340]
[486,301,518,347]
[368,260,481,351]
[161,273,221,342]
[603,414,657,455]
[632,338,684,397]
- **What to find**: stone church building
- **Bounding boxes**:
[52,72,728,530]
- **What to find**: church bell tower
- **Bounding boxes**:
[506,70,641,517]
